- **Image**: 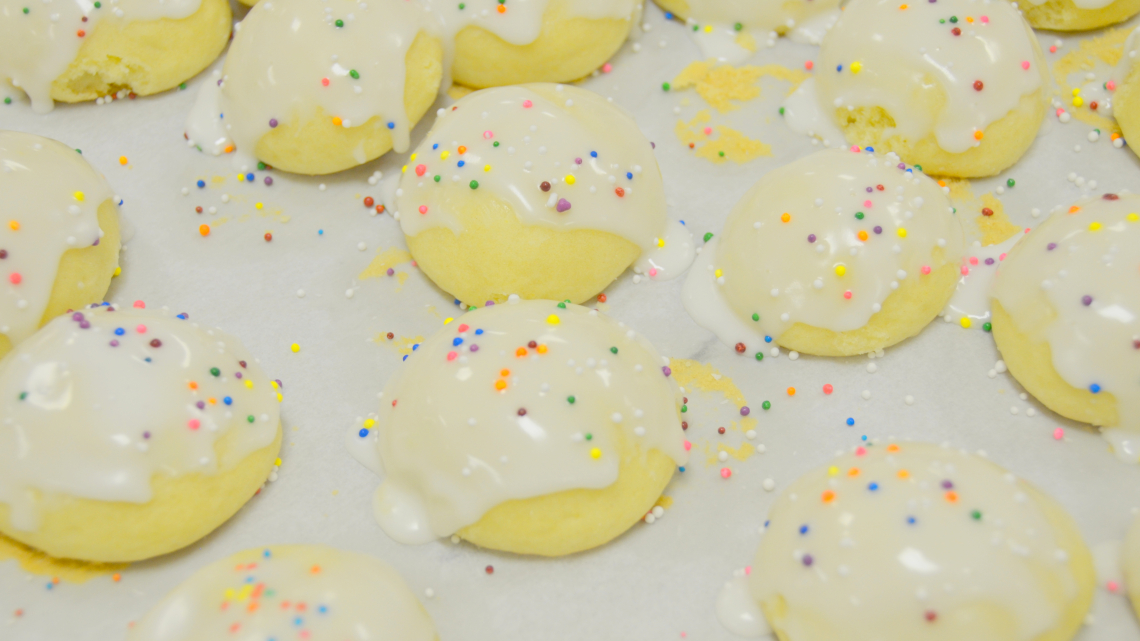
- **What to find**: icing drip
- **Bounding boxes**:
[716,575,773,638]
[991,195,1140,453]
[0,0,201,113]
[750,442,1087,641]
[815,0,1045,154]
[682,148,963,352]
[0,306,281,531]
[675,0,842,62]
[347,299,688,544]
[397,84,694,280]
[185,0,437,164]
[127,545,437,641]
[0,131,111,345]
[942,232,1023,329]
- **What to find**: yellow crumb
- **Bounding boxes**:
[359,247,413,279]
[976,193,1020,246]
[675,110,771,164]
[671,61,809,112]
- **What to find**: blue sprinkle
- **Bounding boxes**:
[452,337,464,346]
[432,143,439,150]
[679,219,686,225]
[387,122,395,129]
[861,435,868,441]
[224,396,233,405]
[590,151,598,158]
[665,11,673,18]
[626,172,633,180]
[318,606,328,614]
[837,64,843,72]
[144,357,152,363]
[358,428,369,437]
[245,172,254,182]
[318,229,324,235]
[114,327,125,336]
[177,313,188,320]
[245,576,255,584]
[764,520,770,528]
[263,549,272,557]
[454,299,461,305]
[294,617,303,627]
[46,583,53,590]
[907,516,917,525]
[864,146,874,152]
[458,160,466,167]
[868,482,879,491]
[403,355,409,361]
[764,336,772,343]
[846,417,855,426]
[1090,383,1101,393]
[798,524,809,535]
[196,180,205,188]
[474,329,484,335]
[678,466,686,472]
[412,344,419,351]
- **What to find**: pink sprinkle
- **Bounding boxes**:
[1056,108,1066,117]
[823,384,833,394]
[1053,427,1064,440]
[921,265,931,275]
[457,323,469,332]
[415,164,426,177]
[649,268,658,277]
[720,467,732,479]
[683,440,692,451]
[522,100,533,108]
[843,290,852,299]
[483,131,494,139]
[851,145,861,152]
[187,419,200,430]
[1000,252,1008,261]
[1107,80,1117,91]
[805,60,814,70]
[703,127,713,135]
[1022,60,1031,70]
[1108,581,1120,593]
[136,324,147,334]
[855,446,867,456]
[979,15,988,22]
[961,266,970,276]
[321,77,330,87]
[418,205,428,214]
[1049,45,1058,53]
[8,273,20,284]
[602,63,612,73]
[446,351,458,361]
[133,300,145,308]
[969,256,979,266]
[863,200,872,207]
[744,566,752,575]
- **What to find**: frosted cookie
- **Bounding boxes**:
[348,299,688,556]
[0,130,121,360]
[741,442,1095,640]
[397,84,692,306]
[682,147,964,358]
[653,0,841,55]
[812,0,1047,177]
[0,0,230,112]
[128,545,437,641]
[1113,28,1140,157]
[1020,0,1140,30]
[0,306,282,563]
[433,0,641,89]
[185,0,443,175]
[991,194,1140,461]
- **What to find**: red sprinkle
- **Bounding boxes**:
[734,342,746,353]
[717,427,726,435]
[982,208,994,217]
[973,80,983,91]
[364,196,374,208]
[264,232,273,242]
[485,565,494,575]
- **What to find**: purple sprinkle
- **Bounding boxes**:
[802,554,814,567]
[1082,295,1093,306]
[485,300,495,306]
[651,142,656,149]
[196,401,206,410]
[662,366,672,377]
[235,372,243,379]
[110,339,120,347]
[575,157,582,164]
[740,406,750,416]
[275,379,283,388]
[873,226,883,234]
[808,234,817,243]
[897,163,906,169]
[556,198,572,213]
[79,320,90,329]
[469,345,479,352]
[216,79,223,87]
[71,312,84,321]
[143,431,151,439]
[264,177,273,186]
[1047,242,1057,251]
[92,238,99,246]
[866,187,873,193]
[386,268,395,276]
[941,480,953,489]
[269,118,278,128]
[984,258,994,265]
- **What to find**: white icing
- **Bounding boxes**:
[0,306,281,531]
[397,84,694,280]
[0,0,201,113]
[991,195,1140,457]
[716,575,773,638]
[185,0,436,167]
[682,148,964,353]
[942,232,1024,329]
[127,545,437,641]
[347,299,687,544]
[815,0,1045,154]
[0,131,111,345]
[750,442,1089,640]
[781,78,846,148]
[674,0,841,57]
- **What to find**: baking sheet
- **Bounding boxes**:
[3,4,1140,639]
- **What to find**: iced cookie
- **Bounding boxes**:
[397,83,692,306]
[742,442,1095,641]
[0,306,282,562]
[1020,0,1140,30]
[990,194,1140,461]
[682,147,964,358]
[185,0,443,175]
[1113,28,1140,157]
[128,545,437,641]
[433,0,640,89]
[0,0,230,112]
[348,299,688,556]
[0,130,121,360]
[813,0,1047,177]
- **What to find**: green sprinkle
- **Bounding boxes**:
[247,415,255,423]
[855,212,864,220]
[762,400,771,410]
[609,346,618,354]
[18,392,27,400]
[939,18,945,23]
[681,405,688,413]
[210,367,220,377]
[493,141,500,147]
[779,106,785,116]
[971,510,982,520]
[983,322,992,332]
[469,180,479,190]
[3,97,10,105]
[751,313,759,321]
[22,7,29,13]
[350,69,360,79]
[914,164,923,172]
[692,24,699,31]
[719,151,725,157]
[458,3,465,9]
[662,82,671,92]
[567,395,576,404]
[93,1,100,6]
[335,18,344,27]
[434,175,441,182]
[1006,178,1015,187]
[179,82,186,90]
[703,232,714,242]
[75,149,81,154]
[585,433,593,440]
[949,15,958,22]
[734,22,743,31]
[257,162,266,170]
[755,352,763,361]
[952,207,957,214]
[557,302,567,309]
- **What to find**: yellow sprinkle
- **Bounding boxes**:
[546,314,560,325]
[270,381,279,389]
[113,267,122,277]
[410,153,417,161]
[444,317,454,325]
[1128,213,1138,222]
[565,175,576,185]
[1072,88,1081,96]
[244,380,254,389]
[118,156,128,165]
[8,221,19,231]
[656,238,665,248]
[363,419,375,428]
[274,458,282,466]
[714,269,723,278]
[290,343,300,353]
[590,448,601,459]
[484,164,491,172]
[401,165,408,173]
[1088,222,1102,231]
[277,392,283,402]
[255,202,263,210]
[236,173,244,181]
[960,317,972,329]
[73,191,85,202]
[703,25,712,32]
[834,264,846,277]
[828,466,839,476]
[850,61,862,74]
[441,150,450,160]
[1072,97,1084,108]
[224,588,236,600]
[897,228,907,238]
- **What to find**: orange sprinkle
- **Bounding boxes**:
[780,212,791,223]
[458,145,467,154]
[247,602,260,613]
[973,130,984,140]
[208,397,217,404]
[331,116,343,126]
[112,573,121,582]
[857,230,868,241]
[899,3,908,8]
[77,29,85,37]
[199,224,210,236]
[188,381,198,390]
[494,380,507,391]
[937,180,947,187]
[515,347,527,357]
[500,368,510,377]
[223,145,235,154]
[118,156,128,165]
[897,469,910,479]
[496,3,506,11]
[787,386,796,396]
[8,221,19,231]
[847,467,860,477]
[821,490,836,503]
[965,15,973,21]
[536,344,548,354]
[310,565,321,575]
[1068,205,1082,214]
[886,443,900,453]
[944,491,959,503]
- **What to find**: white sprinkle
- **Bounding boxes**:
[763,478,776,491]
[861,390,871,400]
[904,395,915,405]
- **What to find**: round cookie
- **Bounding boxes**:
[397,83,693,306]
[746,442,1095,641]
[0,130,121,360]
[1019,0,1140,31]
[185,0,444,175]
[0,0,231,112]
[347,299,688,557]
[814,0,1047,178]
[682,147,964,358]
[990,194,1140,459]
[128,545,438,641]
[436,0,640,89]
[1113,28,1140,157]
[0,306,282,563]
